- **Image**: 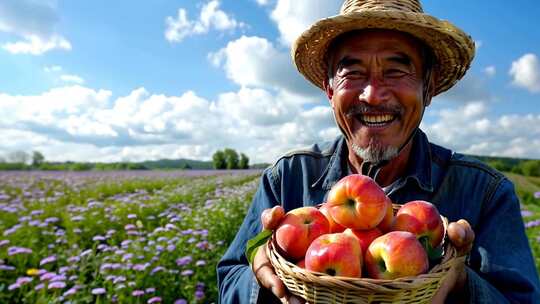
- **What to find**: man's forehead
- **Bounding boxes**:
[328,29,426,62]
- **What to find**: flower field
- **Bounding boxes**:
[1,170,539,303]
[0,170,261,303]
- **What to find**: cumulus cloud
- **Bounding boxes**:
[0,0,71,55]
[510,53,540,93]
[165,0,245,43]
[2,83,540,163]
[270,0,341,46]
[422,102,540,158]
[209,35,320,97]
[255,0,271,6]
[0,85,338,163]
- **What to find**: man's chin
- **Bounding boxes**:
[351,142,399,163]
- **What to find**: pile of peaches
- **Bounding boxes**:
[274,174,445,279]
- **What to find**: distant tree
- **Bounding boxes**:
[224,148,239,169]
[488,160,512,172]
[8,150,30,164]
[212,150,226,169]
[32,151,45,167]
[239,153,249,169]
[520,160,540,177]
[181,163,192,170]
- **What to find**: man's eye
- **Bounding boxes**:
[385,69,408,78]
[341,70,366,78]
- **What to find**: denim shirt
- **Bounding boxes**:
[217,130,540,304]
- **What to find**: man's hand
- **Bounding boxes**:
[431,219,475,303]
[251,206,305,304]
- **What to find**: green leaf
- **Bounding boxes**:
[419,236,444,261]
[245,229,273,265]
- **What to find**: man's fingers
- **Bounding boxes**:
[457,219,475,244]
[252,244,287,299]
[261,206,285,230]
[447,220,475,255]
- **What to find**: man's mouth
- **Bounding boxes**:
[356,114,397,127]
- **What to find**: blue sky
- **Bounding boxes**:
[0,0,539,163]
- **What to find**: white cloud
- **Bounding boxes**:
[209,35,319,97]
[484,66,496,77]
[60,74,85,84]
[165,0,244,43]
[0,85,338,163]
[423,102,540,158]
[2,83,540,163]
[255,0,271,6]
[2,34,71,55]
[270,0,341,46]
[0,1,71,55]
[509,53,540,93]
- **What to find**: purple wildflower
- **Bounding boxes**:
[40,255,57,266]
[8,277,33,290]
[145,287,155,293]
[147,297,162,303]
[174,300,187,304]
[151,266,165,274]
[92,287,106,295]
[44,217,59,224]
[40,272,56,281]
[196,260,206,267]
[181,269,194,276]
[48,281,66,289]
[535,191,540,199]
[64,287,78,296]
[195,289,205,300]
[196,241,209,250]
[0,239,10,247]
[127,214,137,219]
[132,290,145,296]
[8,246,32,255]
[0,265,16,271]
[35,283,45,291]
[93,235,106,242]
[176,256,192,266]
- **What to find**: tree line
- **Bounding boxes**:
[212,148,249,169]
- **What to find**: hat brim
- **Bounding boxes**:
[292,11,475,96]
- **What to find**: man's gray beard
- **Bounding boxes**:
[351,140,399,163]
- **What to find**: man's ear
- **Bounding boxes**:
[323,78,335,108]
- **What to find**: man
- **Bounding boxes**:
[217,0,540,303]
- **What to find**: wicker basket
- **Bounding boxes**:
[266,208,465,304]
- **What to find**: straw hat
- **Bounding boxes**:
[292,0,475,96]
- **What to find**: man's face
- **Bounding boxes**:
[326,30,428,162]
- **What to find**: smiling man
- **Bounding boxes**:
[217,0,540,303]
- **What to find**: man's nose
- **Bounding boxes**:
[358,78,389,105]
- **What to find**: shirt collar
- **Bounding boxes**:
[311,129,434,192]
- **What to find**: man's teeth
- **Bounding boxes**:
[360,114,395,124]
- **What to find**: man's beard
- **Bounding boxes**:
[351,139,399,163]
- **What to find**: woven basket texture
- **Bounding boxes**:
[266,205,465,304]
